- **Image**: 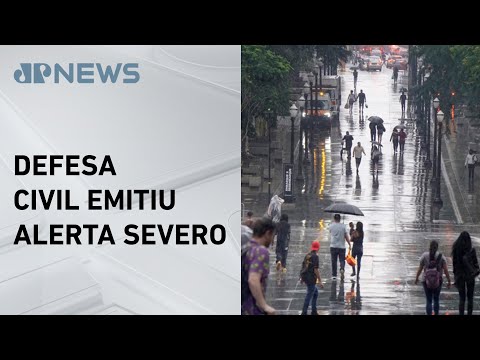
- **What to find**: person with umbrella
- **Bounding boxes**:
[328,214,351,281]
[390,128,399,153]
[398,128,407,153]
[369,120,377,142]
[377,122,386,144]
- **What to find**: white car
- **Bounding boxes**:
[367,56,383,71]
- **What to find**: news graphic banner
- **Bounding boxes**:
[0,45,241,315]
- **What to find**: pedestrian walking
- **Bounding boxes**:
[356,89,366,114]
[347,90,356,116]
[353,142,366,173]
[275,214,290,272]
[398,129,407,152]
[400,90,407,117]
[415,240,452,315]
[369,121,377,142]
[341,131,354,158]
[328,214,351,281]
[393,66,399,85]
[390,128,399,153]
[350,222,364,279]
[300,240,324,315]
[353,69,358,88]
[241,217,277,315]
[377,123,386,144]
[465,149,478,185]
[451,231,480,315]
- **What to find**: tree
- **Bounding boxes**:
[241,46,292,151]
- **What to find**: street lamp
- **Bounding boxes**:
[433,110,444,206]
[303,88,310,163]
[265,108,273,205]
[289,103,298,165]
[312,67,319,117]
[318,60,324,88]
[297,96,305,119]
[297,96,305,182]
[431,97,440,183]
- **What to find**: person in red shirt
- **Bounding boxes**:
[398,129,407,153]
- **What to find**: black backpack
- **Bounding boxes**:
[300,253,312,282]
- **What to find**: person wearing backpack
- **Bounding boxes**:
[451,231,479,315]
[377,123,386,144]
[241,218,276,315]
[415,240,452,315]
[300,241,324,315]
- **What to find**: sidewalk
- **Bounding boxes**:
[440,116,480,224]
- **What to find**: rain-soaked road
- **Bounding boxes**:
[263,64,480,315]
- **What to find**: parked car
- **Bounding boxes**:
[367,56,382,71]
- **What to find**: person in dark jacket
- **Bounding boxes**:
[369,121,377,142]
[390,128,399,153]
[451,231,479,315]
[275,214,291,272]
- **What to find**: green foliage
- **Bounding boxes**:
[418,45,480,108]
[241,45,292,121]
[241,45,351,131]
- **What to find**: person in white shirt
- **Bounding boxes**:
[465,149,477,184]
[352,142,366,173]
[328,214,351,281]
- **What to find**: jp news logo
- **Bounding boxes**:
[14,63,140,84]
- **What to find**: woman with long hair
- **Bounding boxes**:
[451,231,479,315]
[350,222,364,279]
[415,240,451,315]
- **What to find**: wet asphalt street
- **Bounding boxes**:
[262,64,480,315]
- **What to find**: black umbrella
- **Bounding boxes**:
[368,116,384,124]
[371,141,383,147]
[394,124,406,130]
[324,203,364,216]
